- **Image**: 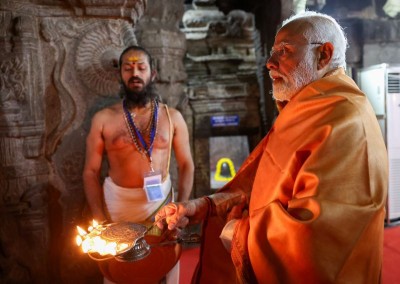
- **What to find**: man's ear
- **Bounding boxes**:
[317,42,334,70]
[151,70,157,82]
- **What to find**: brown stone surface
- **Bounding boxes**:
[182,1,263,197]
[0,1,145,282]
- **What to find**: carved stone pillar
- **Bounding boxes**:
[182,0,262,197]
[136,0,190,195]
[0,1,146,282]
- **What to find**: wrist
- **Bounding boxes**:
[202,196,216,217]
[184,197,214,223]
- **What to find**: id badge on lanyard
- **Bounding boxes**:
[143,170,165,202]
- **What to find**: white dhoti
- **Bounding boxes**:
[104,175,173,223]
[103,175,179,284]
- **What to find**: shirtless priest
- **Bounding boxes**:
[83,45,194,284]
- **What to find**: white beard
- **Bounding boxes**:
[272,52,318,102]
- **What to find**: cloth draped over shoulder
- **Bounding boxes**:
[193,68,388,284]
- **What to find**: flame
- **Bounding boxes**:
[77,226,87,236]
[76,235,83,246]
[75,220,129,256]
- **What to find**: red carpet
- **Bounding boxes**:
[383,224,400,284]
[179,246,199,284]
[180,225,400,284]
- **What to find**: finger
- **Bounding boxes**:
[164,203,178,229]
[167,218,177,230]
[160,227,179,242]
[164,203,178,215]
[155,212,165,229]
[155,203,177,229]
[166,212,182,230]
[155,210,165,222]
[175,216,190,229]
[166,203,189,230]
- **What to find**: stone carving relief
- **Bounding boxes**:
[0,57,27,110]
[40,17,138,281]
[0,0,146,282]
[0,10,49,284]
[183,1,224,40]
[222,10,255,37]
[67,0,147,21]
[40,18,137,157]
[75,21,134,96]
[183,0,262,197]
[0,13,42,126]
[136,0,187,91]
[135,0,189,193]
[42,18,136,98]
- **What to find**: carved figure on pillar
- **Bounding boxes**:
[0,0,147,282]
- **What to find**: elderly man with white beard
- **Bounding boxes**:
[155,11,388,284]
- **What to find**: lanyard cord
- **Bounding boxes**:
[123,99,159,170]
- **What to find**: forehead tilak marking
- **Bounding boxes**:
[127,56,140,63]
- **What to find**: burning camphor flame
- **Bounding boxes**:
[76,220,129,256]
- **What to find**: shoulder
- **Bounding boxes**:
[160,103,184,121]
[90,102,122,126]
[159,104,189,135]
[94,102,121,118]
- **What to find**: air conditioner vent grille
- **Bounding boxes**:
[388,72,400,93]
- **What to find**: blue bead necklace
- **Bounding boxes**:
[123,99,159,171]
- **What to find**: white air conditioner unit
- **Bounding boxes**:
[357,63,400,223]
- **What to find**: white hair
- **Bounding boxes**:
[281,11,348,69]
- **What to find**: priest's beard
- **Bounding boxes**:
[272,51,318,102]
[119,79,159,107]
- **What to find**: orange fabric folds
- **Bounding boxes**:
[195,69,388,284]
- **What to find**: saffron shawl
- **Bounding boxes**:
[195,68,388,284]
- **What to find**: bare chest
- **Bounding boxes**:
[104,112,171,153]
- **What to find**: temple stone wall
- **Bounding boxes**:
[135,0,189,196]
[0,0,173,282]
[362,19,400,67]
[182,0,263,197]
